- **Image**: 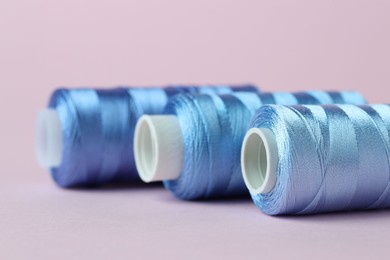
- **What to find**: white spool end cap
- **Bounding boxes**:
[241,128,278,194]
[35,109,63,168]
[134,115,184,182]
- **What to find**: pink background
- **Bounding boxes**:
[1,0,390,259]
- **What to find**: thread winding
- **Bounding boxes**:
[46,85,257,187]
[247,104,390,215]
[162,91,366,200]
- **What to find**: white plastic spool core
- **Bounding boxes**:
[35,109,63,168]
[134,115,184,182]
[241,128,278,194]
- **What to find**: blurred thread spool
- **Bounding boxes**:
[36,85,258,187]
[134,91,366,200]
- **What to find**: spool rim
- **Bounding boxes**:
[35,109,63,168]
[134,117,158,182]
[241,128,278,194]
[134,115,184,183]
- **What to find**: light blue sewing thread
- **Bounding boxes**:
[47,85,258,187]
[162,91,366,200]
[248,104,390,215]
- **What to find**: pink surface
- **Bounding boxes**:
[1,0,390,259]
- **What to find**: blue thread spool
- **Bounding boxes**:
[241,104,390,215]
[134,91,366,200]
[35,85,258,187]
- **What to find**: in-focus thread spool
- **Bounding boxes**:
[242,104,390,215]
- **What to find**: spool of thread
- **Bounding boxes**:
[134,91,366,200]
[241,104,390,215]
[35,85,258,187]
